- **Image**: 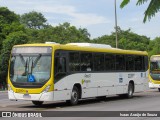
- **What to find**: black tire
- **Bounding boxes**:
[126,83,134,98]
[68,86,79,105]
[32,101,43,106]
[158,88,160,92]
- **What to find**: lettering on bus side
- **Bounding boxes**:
[84,74,91,78]
[128,74,135,78]
[81,79,91,84]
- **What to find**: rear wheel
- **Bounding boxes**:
[126,83,134,98]
[158,88,160,92]
[32,101,43,106]
[67,86,79,105]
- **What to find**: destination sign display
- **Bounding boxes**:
[12,47,52,54]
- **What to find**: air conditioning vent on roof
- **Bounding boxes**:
[66,43,112,49]
[45,42,59,44]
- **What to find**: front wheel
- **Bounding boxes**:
[158,88,160,92]
[32,101,43,106]
[67,86,79,105]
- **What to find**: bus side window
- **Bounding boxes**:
[135,56,143,71]
[116,55,125,71]
[80,53,93,71]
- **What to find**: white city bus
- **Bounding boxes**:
[149,55,160,91]
[8,42,149,106]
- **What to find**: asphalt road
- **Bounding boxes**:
[0,89,160,120]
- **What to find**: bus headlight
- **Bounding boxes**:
[42,85,51,93]
[8,84,14,93]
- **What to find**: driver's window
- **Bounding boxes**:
[54,57,66,82]
[55,57,66,75]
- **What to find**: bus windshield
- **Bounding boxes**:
[150,61,160,73]
[9,47,52,86]
[150,56,160,80]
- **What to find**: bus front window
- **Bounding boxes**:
[150,61,160,80]
[10,55,51,83]
[9,46,52,88]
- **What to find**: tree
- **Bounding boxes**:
[0,7,20,52]
[120,0,160,22]
[20,11,47,29]
[0,31,29,84]
[0,7,19,25]
[148,37,160,56]
[27,22,91,44]
[92,27,150,51]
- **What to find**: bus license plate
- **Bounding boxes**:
[23,94,31,99]
[16,88,26,93]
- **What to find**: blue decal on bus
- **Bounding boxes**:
[28,74,35,82]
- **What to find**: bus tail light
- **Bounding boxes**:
[42,85,51,93]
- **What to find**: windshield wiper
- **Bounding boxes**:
[32,54,41,68]
[29,54,41,75]
[22,58,28,76]
[19,54,26,67]
[19,54,28,76]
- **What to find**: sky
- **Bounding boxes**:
[0,0,159,39]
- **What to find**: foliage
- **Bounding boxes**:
[0,31,29,84]
[92,27,150,51]
[0,6,159,85]
[27,22,90,44]
[0,7,20,53]
[120,0,160,22]
[20,11,47,29]
[0,7,19,25]
[148,37,160,56]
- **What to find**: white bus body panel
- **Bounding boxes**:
[54,71,149,100]
[9,71,149,102]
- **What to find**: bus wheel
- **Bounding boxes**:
[68,86,79,105]
[126,83,134,98]
[32,101,43,106]
[158,88,160,92]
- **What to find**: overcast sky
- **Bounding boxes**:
[0,0,159,39]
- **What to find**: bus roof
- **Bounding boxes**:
[13,42,148,56]
[150,55,160,57]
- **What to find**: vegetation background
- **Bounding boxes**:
[0,6,159,88]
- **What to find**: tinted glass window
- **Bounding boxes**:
[116,55,125,70]
[55,57,66,74]
[69,52,80,72]
[105,54,115,71]
[93,53,104,71]
[126,55,135,71]
[81,53,93,71]
[135,56,143,70]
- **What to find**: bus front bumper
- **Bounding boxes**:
[149,82,160,88]
[8,90,54,101]
[8,89,71,101]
